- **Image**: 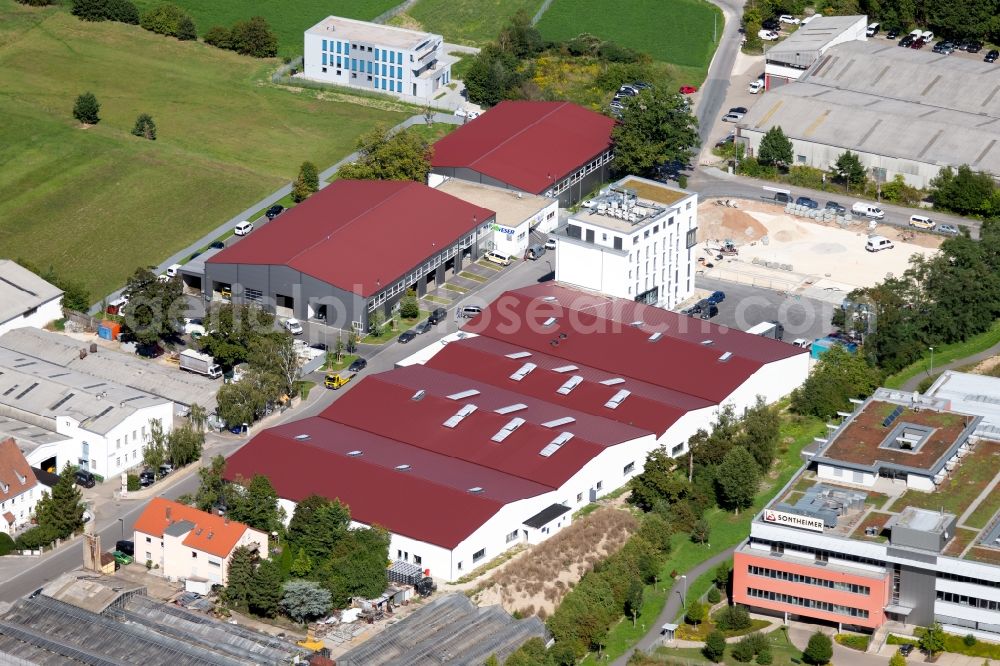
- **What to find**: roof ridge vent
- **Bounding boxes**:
[294,434,311,441]
[447,389,480,400]
[510,362,537,381]
[443,403,478,428]
[491,417,526,443]
[701,339,714,345]
[604,389,631,409]
[599,377,625,386]
[648,332,663,342]
[556,375,583,395]
[495,403,528,414]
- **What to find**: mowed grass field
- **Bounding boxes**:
[391,0,545,46]
[0,1,405,299]
[537,0,722,71]
[130,0,399,57]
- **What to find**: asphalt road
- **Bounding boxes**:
[695,276,836,343]
[694,0,746,147]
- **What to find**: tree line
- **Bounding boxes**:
[186,457,389,622]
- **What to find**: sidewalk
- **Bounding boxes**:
[900,340,1000,391]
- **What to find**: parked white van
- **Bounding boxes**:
[852,202,885,219]
[908,214,935,230]
[865,235,894,252]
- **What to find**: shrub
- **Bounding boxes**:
[685,600,705,625]
[707,586,721,604]
[835,633,870,651]
[703,629,726,662]
[744,632,768,654]
[786,165,827,190]
[716,605,752,632]
[15,524,58,550]
[731,636,755,663]
[803,631,833,665]
[204,26,232,49]
[965,633,977,647]
[17,0,57,5]
[139,3,191,38]
[72,92,100,125]
[888,653,906,666]
[756,647,773,665]
[0,532,15,556]
[127,474,140,491]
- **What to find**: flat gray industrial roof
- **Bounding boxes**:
[0,328,218,410]
[767,15,866,60]
[0,260,62,326]
[742,40,1000,173]
[306,15,438,49]
[435,179,554,231]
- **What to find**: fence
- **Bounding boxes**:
[699,266,802,293]
[63,308,101,332]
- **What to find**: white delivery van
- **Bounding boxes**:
[908,214,935,229]
[852,202,885,219]
[865,235,894,252]
[749,80,764,94]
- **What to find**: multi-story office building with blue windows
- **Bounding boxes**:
[304,16,454,100]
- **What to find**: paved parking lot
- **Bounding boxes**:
[693,276,836,344]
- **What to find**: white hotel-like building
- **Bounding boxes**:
[303,16,455,100]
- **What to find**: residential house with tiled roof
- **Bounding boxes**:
[0,438,41,535]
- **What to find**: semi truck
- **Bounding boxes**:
[179,349,222,379]
[745,320,784,340]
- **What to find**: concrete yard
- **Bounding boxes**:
[695,200,941,295]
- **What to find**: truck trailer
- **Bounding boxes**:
[179,349,222,379]
[745,320,784,340]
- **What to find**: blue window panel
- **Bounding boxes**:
[382,49,387,62]
[323,39,328,52]
[322,53,327,66]
[367,61,372,74]
[336,56,341,68]
[389,80,394,92]
[391,51,396,64]
[397,66,402,79]
[382,79,387,90]
[381,64,386,76]
[374,49,379,61]
[351,58,357,71]
[397,51,403,65]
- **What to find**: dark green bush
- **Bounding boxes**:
[127,474,140,491]
[0,532,15,556]
[707,586,721,604]
[715,605,752,632]
[15,524,58,550]
[731,636,755,663]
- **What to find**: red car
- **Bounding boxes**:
[679,85,698,94]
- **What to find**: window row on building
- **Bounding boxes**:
[747,565,871,595]
[747,587,870,618]
[322,40,405,65]
[937,590,1000,611]
[320,55,404,79]
[938,571,1000,590]
[750,537,886,571]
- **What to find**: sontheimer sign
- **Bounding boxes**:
[763,509,825,533]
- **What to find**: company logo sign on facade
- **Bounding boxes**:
[763,509,824,533]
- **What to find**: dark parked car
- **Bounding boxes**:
[899,34,915,47]
[825,201,846,213]
[774,192,791,204]
[796,196,819,209]
[966,41,983,53]
[310,342,328,351]
[886,28,899,39]
[74,469,96,488]
[716,133,735,148]
[398,330,417,344]
[898,644,914,657]
[707,290,726,305]
[699,305,720,320]
[987,50,999,63]
[265,204,284,219]
[910,37,926,49]
[762,17,779,30]
[28,588,43,599]
[348,357,368,372]
[428,307,448,325]
[413,320,432,335]
[728,106,748,115]
[210,241,225,249]
[139,470,155,487]
[116,540,135,557]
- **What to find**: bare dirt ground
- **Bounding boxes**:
[468,507,637,619]
[696,200,942,291]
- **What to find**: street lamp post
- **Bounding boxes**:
[929,346,935,375]
[118,518,124,540]
[680,574,688,609]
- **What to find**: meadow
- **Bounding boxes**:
[130,0,399,57]
[391,0,545,46]
[536,0,722,71]
[0,1,405,299]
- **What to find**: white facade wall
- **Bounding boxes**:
[535,201,560,234]
[303,22,452,100]
[0,296,63,338]
[489,218,531,259]
[557,193,698,310]
[140,526,267,585]
[0,484,42,535]
[28,404,174,480]
[817,463,878,487]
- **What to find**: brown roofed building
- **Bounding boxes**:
[0,438,40,536]
[133,498,268,585]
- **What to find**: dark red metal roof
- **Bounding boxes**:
[206,180,494,297]
[431,101,616,194]
[320,378,608,489]
[460,288,769,403]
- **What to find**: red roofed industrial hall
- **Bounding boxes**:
[429,101,616,207]
[224,283,809,582]
[205,180,495,330]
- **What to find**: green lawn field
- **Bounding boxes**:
[391,0,545,46]
[537,0,722,71]
[0,1,405,299]
[130,0,399,57]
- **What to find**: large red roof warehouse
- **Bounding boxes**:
[207,180,494,297]
[431,101,616,194]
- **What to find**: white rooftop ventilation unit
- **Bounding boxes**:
[557,375,584,395]
[543,296,557,302]
[510,362,537,381]
[541,416,576,428]
[395,464,411,471]
[506,351,532,359]
[491,417,526,443]
[495,403,528,414]
[447,389,481,400]
[700,339,714,345]
[552,365,579,373]
[347,450,363,457]
[443,404,477,428]
[600,377,626,386]
[648,332,663,342]
[719,351,733,362]
[540,432,574,457]
[604,389,631,409]
[411,390,426,401]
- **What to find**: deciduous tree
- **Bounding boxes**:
[685,599,705,625]
[611,87,699,179]
[803,631,833,665]
[833,150,866,189]
[790,345,883,418]
[121,266,185,345]
[229,16,278,58]
[200,304,276,368]
[229,474,282,534]
[919,623,946,658]
[336,126,432,182]
[716,447,760,513]
[757,126,793,168]
[142,418,168,471]
[280,580,331,623]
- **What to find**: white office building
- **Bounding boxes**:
[555,176,698,310]
[303,16,455,100]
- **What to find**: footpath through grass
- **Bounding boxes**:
[394,0,545,46]
[130,0,398,57]
[536,0,722,72]
[883,319,1000,389]
[636,627,805,665]
[0,1,404,299]
[581,411,825,664]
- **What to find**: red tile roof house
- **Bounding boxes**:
[224,284,809,582]
[0,438,41,536]
[204,179,495,331]
[133,498,268,587]
[429,101,617,207]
